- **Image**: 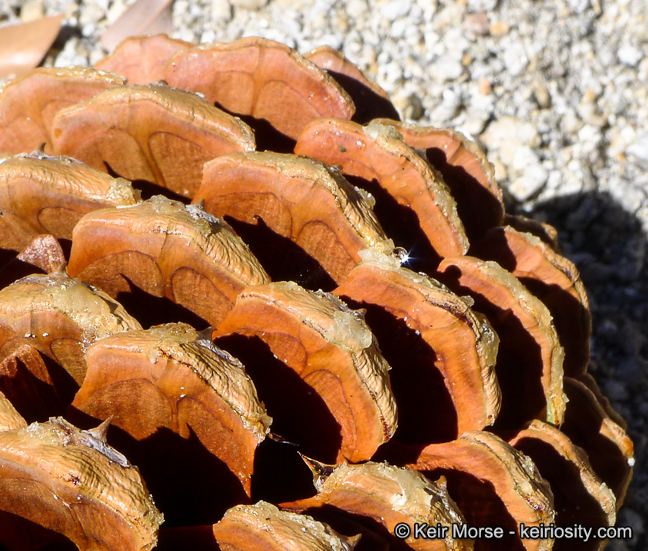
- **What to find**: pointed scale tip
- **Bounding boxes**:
[86,415,114,444]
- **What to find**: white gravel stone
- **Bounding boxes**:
[503,45,529,76]
[346,0,367,18]
[617,44,643,67]
[20,0,44,22]
[627,133,648,161]
[467,0,499,11]
[211,0,232,22]
[510,164,549,201]
[380,0,412,20]
[231,0,269,8]
[481,116,540,153]
[432,57,464,81]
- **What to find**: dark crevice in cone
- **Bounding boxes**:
[0,257,46,289]
[344,174,441,273]
[224,216,337,292]
[104,163,190,204]
[230,112,296,154]
[250,437,317,505]
[38,354,78,410]
[0,349,66,423]
[470,227,590,377]
[66,406,248,527]
[0,509,77,551]
[0,249,18,276]
[111,275,210,330]
[562,379,633,502]
[436,263,547,429]
[511,436,610,550]
[328,71,399,124]
[157,526,220,551]
[214,334,343,462]
[339,297,458,444]
[292,504,398,551]
[424,146,503,242]
[425,469,522,551]
[519,276,589,380]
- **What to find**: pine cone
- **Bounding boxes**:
[0,35,633,551]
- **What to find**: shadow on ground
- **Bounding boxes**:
[521,190,647,550]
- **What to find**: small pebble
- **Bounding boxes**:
[380,0,411,20]
[20,0,44,22]
[617,44,643,67]
[432,57,464,81]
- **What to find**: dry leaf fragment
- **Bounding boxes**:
[295,118,468,265]
[0,153,140,252]
[0,66,125,153]
[212,501,359,551]
[164,37,355,141]
[95,34,192,84]
[68,196,270,327]
[100,0,175,52]
[0,416,163,550]
[437,255,566,427]
[213,281,397,463]
[51,83,256,197]
[196,151,393,284]
[0,15,64,80]
[334,250,500,442]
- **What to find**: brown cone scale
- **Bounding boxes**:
[471,226,591,377]
[72,322,271,498]
[437,255,566,427]
[305,46,400,123]
[283,461,472,551]
[67,196,270,327]
[0,67,125,154]
[295,118,468,265]
[334,250,500,442]
[561,377,634,505]
[196,151,393,284]
[95,34,192,85]
[212,501,359,551]
[372,119,505,241]
[0,272,141,388]
[213,281,397,464]
[507,420,616,551]
[0,153,140,252]
[0,417,163,551]
[51,83,256,198]
[381,431,556,551]
[164,37,355,141]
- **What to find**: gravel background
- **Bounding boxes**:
[2,0,647,548]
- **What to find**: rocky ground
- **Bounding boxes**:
[1,0,647,548]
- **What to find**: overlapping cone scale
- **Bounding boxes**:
[0,33,632,550]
